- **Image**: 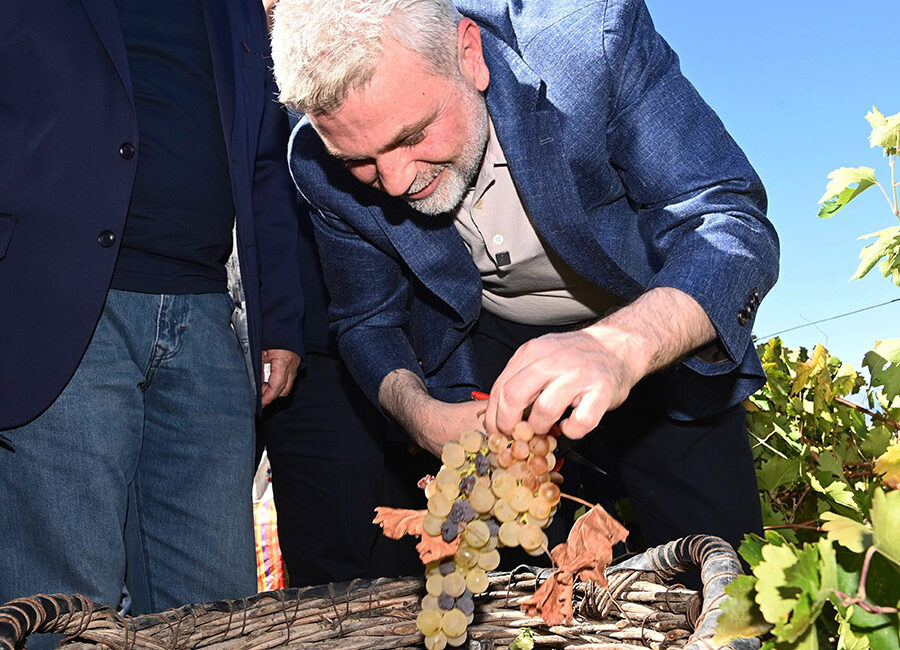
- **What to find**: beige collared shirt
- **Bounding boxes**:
[452,117,623,326]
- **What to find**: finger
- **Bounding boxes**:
[260,383,275,407]
[558,390,607,439]
[525,377,580,434]
[492,366,556,434]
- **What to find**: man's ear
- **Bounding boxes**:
[457,17,489,92]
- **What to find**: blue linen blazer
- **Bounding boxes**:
[0,0,305,430]
[288,0,780,421]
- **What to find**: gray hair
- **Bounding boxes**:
[271,0,462,115]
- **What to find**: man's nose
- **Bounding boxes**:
[375,151,416,197]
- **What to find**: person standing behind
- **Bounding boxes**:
[0,2,304,648]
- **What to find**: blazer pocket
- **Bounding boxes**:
[0,214,16,261]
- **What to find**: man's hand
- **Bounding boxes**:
[260,348,301,406]
[484,288,717,439]
[378,369,486,456]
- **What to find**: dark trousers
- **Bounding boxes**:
[257,352,430,586]
[472,310,763,559]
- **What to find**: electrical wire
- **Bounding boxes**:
[756,297,900,341]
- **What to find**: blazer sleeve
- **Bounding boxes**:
[252,59,306,357]
[601,0,779,375]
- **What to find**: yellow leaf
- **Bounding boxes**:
[874,444,900,490]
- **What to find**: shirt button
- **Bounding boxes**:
[98,230,116,247]
[119,142,135,160]
[492,233,504,245]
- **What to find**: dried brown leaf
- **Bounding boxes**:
[558,504,628,586]
[372,507,425,540]
[521,573,574,625]
[416,531,461,564]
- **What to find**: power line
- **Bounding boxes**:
[756,297,900,341]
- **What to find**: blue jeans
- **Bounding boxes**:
[0,290,256,649]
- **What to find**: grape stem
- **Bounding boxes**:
[560,492,596,509]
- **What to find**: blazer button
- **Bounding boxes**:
[119,142,135,160]
[98,230,116,247]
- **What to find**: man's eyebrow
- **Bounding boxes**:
[325,109,439,162]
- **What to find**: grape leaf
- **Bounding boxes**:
[755,542,801,624]
[865,107,900,156]
[416,531,461,564]
[553,503,629,585]
[854,227,900,286]
[740,533,770,570]
[758,456,802,494]
[808,472,860,512]
[870,489,900,569]
[873,444,900,490]
[864,338,900,402]
[713,575,772,643]
[509,628,535,650]
[822,511,872,553]
[773,540,838,643]
[372,507,425,539]
[817,167,877,218]
[520,572,574,625]
[837,607,871,650]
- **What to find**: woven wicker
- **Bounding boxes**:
[0,535,758,650]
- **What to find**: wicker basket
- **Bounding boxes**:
[0,536,758,650]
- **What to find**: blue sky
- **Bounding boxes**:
[646,1,900,368]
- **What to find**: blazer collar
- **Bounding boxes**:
[200,0,236,145]
[78,0,134,108]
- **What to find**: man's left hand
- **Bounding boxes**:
[260,348,301,406]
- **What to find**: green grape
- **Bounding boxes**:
[421,594,440,611]
[528,496,552,520]
[428,492,452,518]
[496,447,514,468]
[441,442,467,468]
[459,429,484,453]
[425,632,448,650]
[547,435,558,452]
[426,573,445,596]
[539,481,561,505]
[440,482,460,502]
[529,434,550,455]
[443,571,466,597]
[468,484,494,514]
[423,513,444,536]
[455,545,478,569]
[527,453,549,476]
[463,519,490,548]
[417,609,444,636]
[521,471,541,493]
[511,421,534,442]
[519,521,544,552]
[492,498,517,523]
[465,567,489,594]
[498,520,519,547]
[435,466,460,491]
[544,451,556,470]
[511,439,530,460]
[487,431,509,454]
[446,633,467,647]
[508,485,533,512]
[490,470,516,499]
[441,608,468,638]
[478,547,500,571]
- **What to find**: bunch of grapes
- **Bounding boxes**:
[415,424,562,649]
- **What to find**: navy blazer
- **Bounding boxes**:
[0,0,305,430]
[288,0,779,421]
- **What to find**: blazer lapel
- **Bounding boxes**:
[200,0,236,147]
[78,0,134,107]
[481,33,642,299]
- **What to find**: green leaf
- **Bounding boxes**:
[864,338,900,403]
[871,489,900,569]
[740,533,769,569]
[808,472,860,511]
[818,167,877,218]
[759,456,803,493]
[713,575,772,643]
[854,227,900,285]
[819,452,847,480]
[509,627,535,650]
[755,543,801,625]
[822,511,873,553]
[866,107,900,156]
[838,607,871,650]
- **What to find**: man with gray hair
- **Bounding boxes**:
[271,0,779,554]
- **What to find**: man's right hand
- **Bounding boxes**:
[378,369,486,456]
